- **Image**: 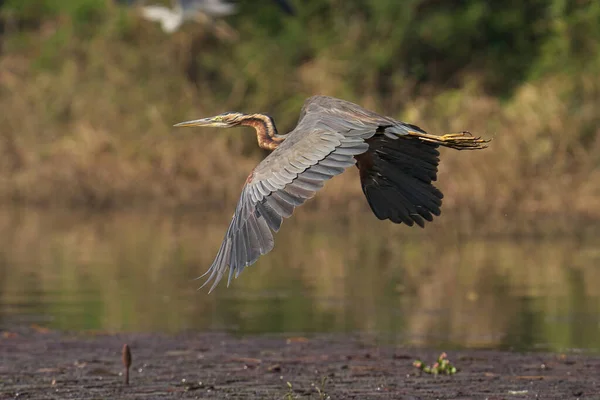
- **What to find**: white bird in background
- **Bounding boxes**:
[140,0,237,33]
[135,0,294,34]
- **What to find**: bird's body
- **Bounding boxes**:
[175,96,489,291]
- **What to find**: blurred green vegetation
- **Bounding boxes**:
[0,0,599,226]
[3,0,599,114]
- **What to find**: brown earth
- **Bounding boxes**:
[1,328,598,399]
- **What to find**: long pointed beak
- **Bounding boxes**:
[173,117,231,128]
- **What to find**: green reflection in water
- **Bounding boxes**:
[0,207,599,351]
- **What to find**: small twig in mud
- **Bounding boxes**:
[413,352,457,375]
[122,344,132,385]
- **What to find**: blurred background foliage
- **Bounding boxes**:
[4,0,600,93]
[0,0,598,222]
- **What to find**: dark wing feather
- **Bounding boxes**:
[357,135,443,227]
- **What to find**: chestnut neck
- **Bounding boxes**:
[239,114,285,151]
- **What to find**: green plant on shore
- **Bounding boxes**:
[313,376,330,400]
[283,381,296,400]
[413,352,458,375]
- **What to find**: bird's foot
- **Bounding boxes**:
[408,130,491,150]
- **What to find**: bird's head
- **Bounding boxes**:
[174,112,248,129]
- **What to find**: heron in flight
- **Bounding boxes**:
[175,96,489,291]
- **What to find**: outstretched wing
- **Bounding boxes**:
[201,98,403,291]
[202,133,370,292]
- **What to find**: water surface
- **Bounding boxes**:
[1,207,599,352]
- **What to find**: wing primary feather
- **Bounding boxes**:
[266,194,294,217]
[199,240,225,280]
[417,207,434,221]
[410,213,426,228]
[237,229,248,270]
[208,267,225,293]
[241,223,254,263]
[247,214,267,253]
[256,200,283,231]
[254,214,274,253]
[242,222,259,263]
[202,238,232,292]
[364,185,414,226]
[226,250,236,287]
[273,188,304,206]
[383,167,443,209]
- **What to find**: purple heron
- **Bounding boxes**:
[175,95,489,291]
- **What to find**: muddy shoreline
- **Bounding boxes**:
[1,328,598,399]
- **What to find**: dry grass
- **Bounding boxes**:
[0,13,598,233]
